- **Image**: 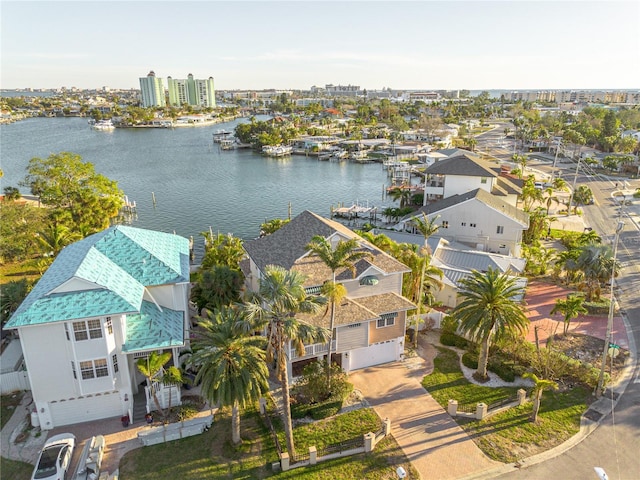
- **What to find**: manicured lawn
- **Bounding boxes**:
[0,457,33,480]
[119,406,417,479]
[1,393,24,430]
[422,346,591,463]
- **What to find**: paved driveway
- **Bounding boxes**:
[349,342,500,480]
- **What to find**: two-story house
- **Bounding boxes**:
[4,226,191,430]
[242,210,415,376]
[423,152,523,206]
[394,188,529,257]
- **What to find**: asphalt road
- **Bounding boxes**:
[482,140,640,480]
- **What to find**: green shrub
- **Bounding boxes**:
[583,300,609,314]
[462,352,478,369]
[488,359,516,382]
[440,315,458,335]
[440,332,470,349]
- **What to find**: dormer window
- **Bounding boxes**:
[481,177,488,184]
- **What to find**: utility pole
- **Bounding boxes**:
[552,138,561,180]
[595,220,625,398]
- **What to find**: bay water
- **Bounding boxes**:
[1,117,391,256]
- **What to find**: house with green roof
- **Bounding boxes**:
[4,225,191,430]
[242,210,415,377]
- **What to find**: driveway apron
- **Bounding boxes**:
[349,354,500,480]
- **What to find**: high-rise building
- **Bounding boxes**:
[167,74,216,108]
[139,71,166,107]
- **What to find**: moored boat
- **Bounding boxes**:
[93,120,115,130]
[213,129,234,143]
[262,145,293,157]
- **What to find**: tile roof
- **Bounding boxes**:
[122,301,185,352]
[244,210,410,287]
[6,226,190,329]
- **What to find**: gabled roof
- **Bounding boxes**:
[6,226,190,329]
[244,210,410,286]
[405,189,529,227]
[424,152,500,178]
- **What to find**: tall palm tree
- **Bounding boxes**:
[242,265,328,457]
[550,294,588,335]
[410,213,440,347]
[136,351,172,419]
[190,307,268,444]
[388,187,412,207]
[452,268,529,381]
[574,244,620,301]
[305,236,372,375]
[522,373,558,422]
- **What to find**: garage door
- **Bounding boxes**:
[349,339,398,371]
[49,391,121,428]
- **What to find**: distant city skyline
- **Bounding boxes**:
[2,1,639,91]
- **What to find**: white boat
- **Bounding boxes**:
[93,120,115,130]
[262,145,293,157]
[213,129,234,143]
[220,138,236,150]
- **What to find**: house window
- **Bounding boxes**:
[461,222,466,227]
[112,354,119,373]
[94,359,109,377]
[470,223,477,228]
[73,320,103,341]
[481,177,488,184]
[105,317,113,335]
[80,361,95,380]
[377,313,397,328]
[441,220,449,229]
[71,361,77,379]
[64,323,70,341]
[497,226,504,234]
[80,359,109,380]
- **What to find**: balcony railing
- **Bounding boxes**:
[290,340,337,360]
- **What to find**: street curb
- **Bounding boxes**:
[458,310,638,480]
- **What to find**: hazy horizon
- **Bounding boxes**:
[2,1,639,91]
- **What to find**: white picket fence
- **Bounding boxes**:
[0,370,31,394]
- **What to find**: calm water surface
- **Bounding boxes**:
[1,117,391,253]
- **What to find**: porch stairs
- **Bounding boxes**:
[132,391,148,424]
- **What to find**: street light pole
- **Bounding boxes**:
[595,220,625,398]
[566,155,581,216]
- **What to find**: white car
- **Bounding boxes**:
[32,433,76,480]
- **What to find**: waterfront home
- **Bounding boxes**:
[4,226,191,429]
[393,187,529,257]
[377,232,527,308]
[242,210,415,377]
[422,151,523,206]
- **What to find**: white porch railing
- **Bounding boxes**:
[290,341,337,361]
[145,382,182,413]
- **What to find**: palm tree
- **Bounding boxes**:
[36,221,80,257]
[190,307,268,444]
[522,373,558,422]
[550,294,588,335]
[388,187,412,207]
[305,236,371,382]
[452,268,529,381]
[242,265,328,457]
[410,213,440,347]
[574,244,620,301]
[136,351,172,419]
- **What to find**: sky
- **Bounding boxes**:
[1,0,639,91]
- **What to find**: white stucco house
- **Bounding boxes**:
[4,226,191,430]
[422,151,523,207]
[394,188,529,257]
[242,210,415,376]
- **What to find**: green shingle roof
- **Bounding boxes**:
[122,301,185,352]
[5,226,190,329]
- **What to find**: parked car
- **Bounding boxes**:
[31,433,76,480]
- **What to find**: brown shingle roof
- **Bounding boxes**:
[244,210,409,287]
[297,292,415,329]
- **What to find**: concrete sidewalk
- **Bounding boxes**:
[349,339,501,480]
